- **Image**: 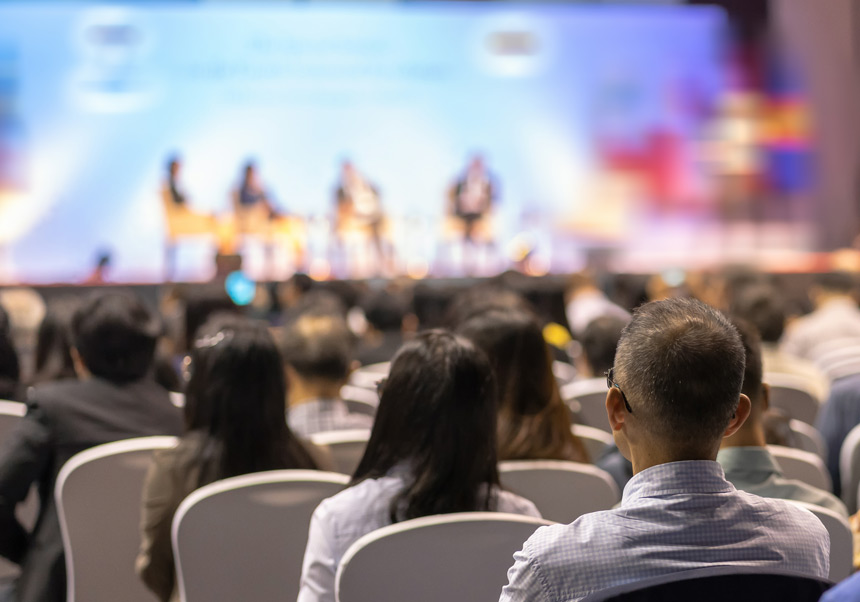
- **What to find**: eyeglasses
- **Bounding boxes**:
[605,367,633,414]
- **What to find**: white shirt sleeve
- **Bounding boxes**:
[499,539,549,602]
[297,503,338,602]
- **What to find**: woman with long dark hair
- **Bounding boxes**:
[458,307,589,463]
[136,316,318,602]
[297,330,539,602]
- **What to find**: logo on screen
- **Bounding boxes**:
[475,14,550,78]
[69,7,159,112]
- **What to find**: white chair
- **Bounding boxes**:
[0,400,34,582]
[839,423,860,512]
[55,436,178,602]
[172,470,349,602]
[309,429,371,476]
[348,362,389,390]
[339,385,378,418]
[768,445,832,492]
[499,460,620,524]
[788,420,827,460]
[766,373,821,425]
[572,424,614,461]
[336,512,552,602]
[561,378,610,433]
[789,500,853,582]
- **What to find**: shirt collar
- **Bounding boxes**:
[717,447,783,477]
[621,460,734,504]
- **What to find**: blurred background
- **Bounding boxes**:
[0,0,856,284]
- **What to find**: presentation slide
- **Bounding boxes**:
[0,2,732,282]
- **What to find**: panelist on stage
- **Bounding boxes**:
[449,154,497,243]
[333,160,388,270]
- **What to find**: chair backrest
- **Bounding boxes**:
[561,378,610,433]
[348,362,389,390]
[768,445,832,492]
[0,400,29,581]
[309,429,371,476]
[336,512,552,602]
[552,361,577,386]
[55,436,179,602]
[172,470,349,602]
[788,419,827,459]
[789,500,854,582]
[572,424,615,462]
[839,422,860,513]
[766,373,821,425]
[580,566,833,602]
[499,460,620,524]
[339,385,378,418]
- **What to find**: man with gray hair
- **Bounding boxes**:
[500,298,829,602]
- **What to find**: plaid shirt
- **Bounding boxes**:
[500,460,830,602]
[287,398,374,439]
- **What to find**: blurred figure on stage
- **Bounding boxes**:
[232,161,306,275]
[160,156,217,279]
[333,160,388,274]
[450,154,497,243]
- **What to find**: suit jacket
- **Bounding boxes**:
[0,376,183,602]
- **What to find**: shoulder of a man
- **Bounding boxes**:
[734,491,831,575]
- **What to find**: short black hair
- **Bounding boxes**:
[71,292,162,383]
[732,318,764,405]
[815,271,856,295]
[581,316,628,377]
[614,298,745,451]
[281,314,354,381]
[363,290,409,332]
[731,284,785,343]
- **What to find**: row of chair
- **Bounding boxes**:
[51,438,853,602]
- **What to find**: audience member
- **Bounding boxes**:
[564,273,630,339]
[732,284,828,401]
[820,571,860,602]
[576,315,628,379]
[136,316,319,602]
[298,330,540,602]
[500,298,829,602]
[816,373,860,496]
[30,298,78,386]
[780,272,860,370]
[0,292,183,602]
[355,289,415,366]
[0,288,46,381]
[0,306,22,401]
[717,320,847,516]
[459,308,588,462]
[282,314,373,438]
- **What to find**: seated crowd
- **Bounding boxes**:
[0,268,860,601]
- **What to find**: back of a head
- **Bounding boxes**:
[444,284,534,329]
[815,271,856,296]
[731,318,764,408]
[614,298,745,453]
[181,284,239,352]
[71,292,161,384]
[352,330,497,521]
[731,284,785,343]
[458,308,554,416]
[581,316,628,377]
[33,297,79,385]
[281,314,353,383]
[363,290,409,333]
[185,315,314,483]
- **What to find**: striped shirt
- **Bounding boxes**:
[500,460,829,602]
